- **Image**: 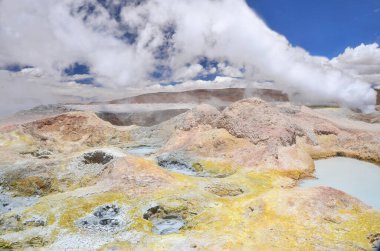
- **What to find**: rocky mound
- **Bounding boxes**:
[216,98,302,146]
[21,111,129,148]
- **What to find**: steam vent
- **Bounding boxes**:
[1,0,380,250]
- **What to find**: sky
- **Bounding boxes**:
[54,0,380,75]
[249,0,380,58]
[0,0,379,117]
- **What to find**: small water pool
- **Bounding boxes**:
[151,216,185,235]
[126,146,158,156]
[300,157,380,210]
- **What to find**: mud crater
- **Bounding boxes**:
[0,188,39,214]
[81,151,114,165]
[367,233,380,250]
[143,206,185,235]
[157,159,202,176]
[157,157,234,178]
[77,204,124,232]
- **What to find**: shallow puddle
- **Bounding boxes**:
[126,146,158,156]
[143,206,185,235]
[300,157,380,210]
[151,216,185,235]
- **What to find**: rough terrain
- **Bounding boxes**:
[0,97,380,250]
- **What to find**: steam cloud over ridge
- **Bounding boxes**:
[0,0,377,111]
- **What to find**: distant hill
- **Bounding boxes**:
[103,88,289,106]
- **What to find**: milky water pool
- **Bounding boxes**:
[300,157,380,210]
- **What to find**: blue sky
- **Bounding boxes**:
[248,0,380,58]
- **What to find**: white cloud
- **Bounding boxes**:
[172,64,204,81]
[331,43,380,85]
[0,70,60,117]
[0,0,377,113]
[0,68,142,117]
[217,63,244,78]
